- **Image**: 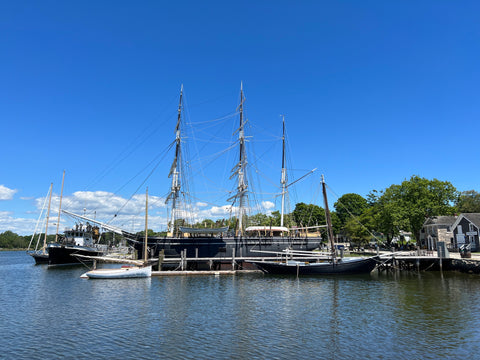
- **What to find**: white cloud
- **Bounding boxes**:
[261,201,275,210]
[0,211,37,235]
[4,189,281,236]
[0,185,17,200]
[30,190,169,234]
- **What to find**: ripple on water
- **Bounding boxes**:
[3,252,480,359]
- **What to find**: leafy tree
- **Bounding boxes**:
[456,190,480,213]
[0,231,30,249]
[269,210,294,227]
[330,211,342,235]
[136,229,158,237]
[334,193,368,227]
[375,175,457,245]
[344,207,377,246]
[292,202,325,228]
[248,213,271,227]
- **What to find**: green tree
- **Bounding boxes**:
[0,231,29,249]
[248,213,271,227]
[334,193,368,227]
[344,207,377,246]
[456,190,480,213]
[292,202,325,228]
[376,175,457,245]
[330,211,342,235]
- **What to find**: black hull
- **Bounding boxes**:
[47,244,103,266]
[250,256,379,275]
[131,236,321,260]
[28,252,49,265]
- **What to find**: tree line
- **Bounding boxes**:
[3,175,480,249]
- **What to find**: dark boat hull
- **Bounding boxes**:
[249,256,379,275]
[131,236,321,260]
[47,244,103,266]
[28,252,49,265]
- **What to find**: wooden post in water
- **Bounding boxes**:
[157,250,164,271]
[416,246,420,272]
[232,248,236,270]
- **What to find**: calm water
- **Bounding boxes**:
[1,251,480,359]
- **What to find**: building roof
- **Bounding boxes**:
[451,213,480,230]
[423,216,457,226]
[461,213,480,227]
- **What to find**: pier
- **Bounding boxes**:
[374,250,480,274]
[149,249,480,275]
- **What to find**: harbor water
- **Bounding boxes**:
[2,250,480,359]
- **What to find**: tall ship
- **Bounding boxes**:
[63,84,323,267]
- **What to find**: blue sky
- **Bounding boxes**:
[1,1,480,235]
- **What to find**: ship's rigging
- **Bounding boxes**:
[62,84,321,235]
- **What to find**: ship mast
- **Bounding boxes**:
[230,82,248,236]
[280,116,287,228]
[55,170,65,243]
[144,187,149,264]
[43,183,53,253]
[321,175,336,261]
[166,84,183,237]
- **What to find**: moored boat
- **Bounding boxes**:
[27,183,53,264]
[249,176,379,276]
[82,188,152,279]
[48,224,104,266]
[84,265,152,279]
[249,255,378,275]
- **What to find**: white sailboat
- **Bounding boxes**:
[82,188,152,279]
[27,183,53,264]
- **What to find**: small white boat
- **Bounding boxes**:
[81,188,153,279]
[84,265,152,279]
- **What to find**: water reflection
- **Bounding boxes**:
[3,251,480,359]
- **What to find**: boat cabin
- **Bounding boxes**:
[63,222,99,247]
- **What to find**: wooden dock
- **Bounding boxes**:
[152,269,262,276]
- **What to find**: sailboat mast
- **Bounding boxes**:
[43,183,53,251]
[167,84,183,236]
[280,116,287,228]
[236,82,247,236]
[321,175,336,260]
[144,187,148,264]
[55,170,65,243]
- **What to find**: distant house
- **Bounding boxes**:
[451,213,480,251]
[420,216,456,250]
